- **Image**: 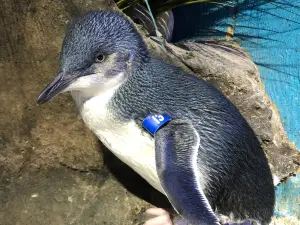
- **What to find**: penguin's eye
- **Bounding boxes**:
[95,54,105,63]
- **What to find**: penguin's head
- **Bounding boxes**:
[37,10,148,104]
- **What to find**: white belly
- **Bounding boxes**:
[96,121,164,193]
[72,91,164,193]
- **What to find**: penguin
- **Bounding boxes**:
[37,10,275,225]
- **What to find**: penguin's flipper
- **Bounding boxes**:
[154,119,220,225]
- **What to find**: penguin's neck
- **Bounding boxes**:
[70,72,126,134]
[71,72,125,105]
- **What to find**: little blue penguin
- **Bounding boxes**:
[37,10,275,225]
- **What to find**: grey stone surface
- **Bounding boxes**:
[0,167,154,225]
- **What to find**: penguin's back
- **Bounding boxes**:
[145,57,274,180]
[118,57,275,221]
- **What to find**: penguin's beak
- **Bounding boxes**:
[37,72,74,104]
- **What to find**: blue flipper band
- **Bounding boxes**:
[142,114,171,135]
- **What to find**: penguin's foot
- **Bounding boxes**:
[144,208,189,225]
[144,208,173,225]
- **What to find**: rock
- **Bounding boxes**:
[0,0,112,175]
[0,167,152,225]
